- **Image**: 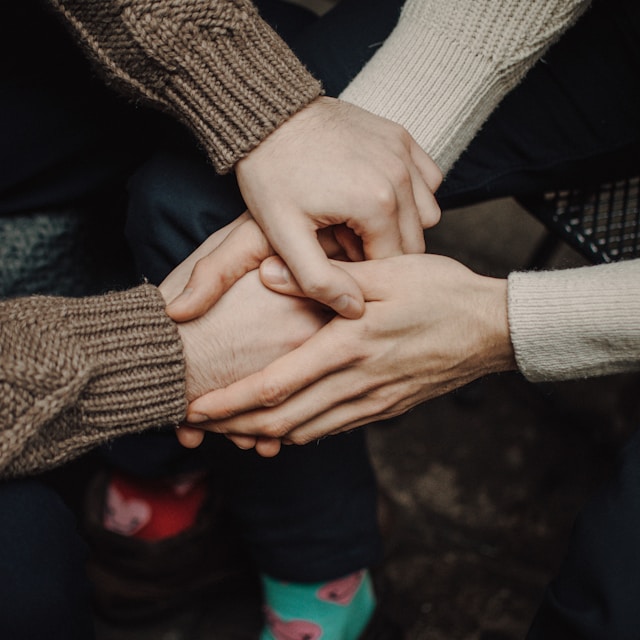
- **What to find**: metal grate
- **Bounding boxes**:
[518,175,640,264]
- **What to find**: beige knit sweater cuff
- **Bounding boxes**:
[507,260,640,382]
[340,0,590,174]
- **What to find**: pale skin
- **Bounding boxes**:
[183,253,518,457]
[157,222,331,455]
[166,97,443,322]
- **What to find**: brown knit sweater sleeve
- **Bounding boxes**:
[0,284,186,478]
[47,0,322,173]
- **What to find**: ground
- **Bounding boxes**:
[93,198,640,639]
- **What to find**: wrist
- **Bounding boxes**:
[475,276,517,375]
[175,319,224,403]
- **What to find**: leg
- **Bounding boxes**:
[124,146,382,638]
[0,480,94,640]
[125,146,383,578]
[527,426,640,639]
[121,3,417,634]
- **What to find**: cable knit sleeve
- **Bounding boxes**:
[507,260,640,382]
[48,0,322,173]
[340,0,591,174]
[0,284,187,478]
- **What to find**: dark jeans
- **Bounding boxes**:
[527,426,640,640]
[0,481,94,640]
[2,0,640,635]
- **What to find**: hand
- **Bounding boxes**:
[185,254,516,448]
[165,214,351,323]
[186,97,440,322]
[158,234,330,453]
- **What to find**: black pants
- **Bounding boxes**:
[527,426,640,640]
[1,0,640,636]
[0,480,94,640]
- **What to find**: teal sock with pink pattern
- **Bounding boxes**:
[259,569,375,640]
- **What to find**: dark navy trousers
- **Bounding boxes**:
[1,0,640,636]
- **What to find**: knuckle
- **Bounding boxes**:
[192,256,223,287]
[288,431,313,446]
[300,276,332,301]
[258,378,290,407]
[370,182,398,215]
[262,416,295,439]
[387,120,410,142]
[388,160,412,189]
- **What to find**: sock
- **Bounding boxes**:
[102,470,207,540]
[260,569,376,640]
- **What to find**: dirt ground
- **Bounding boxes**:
[92,198,640,640]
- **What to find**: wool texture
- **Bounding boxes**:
[507,259,640,382]
[340,0,591,174]
[48,0,323,173]
[0,285,186,478]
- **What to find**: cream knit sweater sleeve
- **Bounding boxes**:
[507,260,640,382]
[340,0,591,174]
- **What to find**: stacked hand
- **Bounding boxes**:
[183,254,517,456]
[166,97,443,323]
[158,97,490,457]
[158,223,330,454]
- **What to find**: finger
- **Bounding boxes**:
[285,385,425,445]
[316,227,344,259]
[166,220,273,321]
[354,177,404,260]
[284,410,376,446]
[175,425,205,448]
[260,257,305,297]
[377,153,425,255]
[409,170,441,230]
[264,213,365,319]
[201,363,370,440]
[225,433,258,450]
[255,437,282,458]
[410,140,443,192]
[333,225,364,262]
[396,165,426,254]
[261,256,382,303]
[186,319,355,423]
[408,144,442,228]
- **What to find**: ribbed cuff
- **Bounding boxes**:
[159,15,322,173]
[507,261,640,382]
[72,285,187,431]
[51,0,322,173]
[340,20,506,175]
[340,0,589,175]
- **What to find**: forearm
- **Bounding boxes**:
[508,259,640,381]
[0,285,186,478]
[340,0,591,174]
[48,0,322,172]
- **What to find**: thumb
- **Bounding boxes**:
[260,256,376,300]
[166,219,273,321]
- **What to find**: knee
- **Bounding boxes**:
[124,149,244,283]
[0,481,93,639]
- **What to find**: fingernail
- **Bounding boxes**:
[187,412,209,424]
[261,260,289,285]
[334,294,363,318]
